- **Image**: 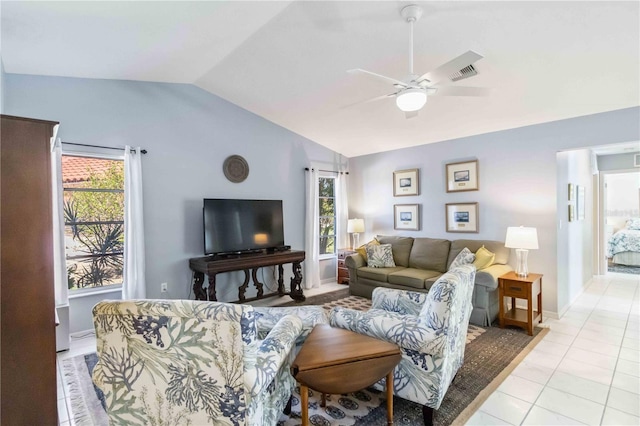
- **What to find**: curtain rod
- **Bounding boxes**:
[62,141,147,154]
[304,167,348,175]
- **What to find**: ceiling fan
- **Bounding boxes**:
[348,4,489,118]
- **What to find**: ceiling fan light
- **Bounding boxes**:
[396,89,427,112]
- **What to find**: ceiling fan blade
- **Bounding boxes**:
[405,111,419,119]
[341,92,396,109]
[417,50,484,86]
[430,86,491,97]
[348,69,408,88]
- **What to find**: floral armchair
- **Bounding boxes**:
[92,299,304,426]
[253,305,328,345]
[329,264,476,425]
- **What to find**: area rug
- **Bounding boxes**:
[62,289,547,425]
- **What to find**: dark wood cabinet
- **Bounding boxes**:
[337,249,356,285]
[1,115,59,425]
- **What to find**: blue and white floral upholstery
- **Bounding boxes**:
[254,305,328,345]
[329,264,476,410]
[449,247,475,270]
[92,299,303,426]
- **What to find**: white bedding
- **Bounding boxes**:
[607,219,640,266]
[612,251,640,267]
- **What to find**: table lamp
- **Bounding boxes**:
[347,218,365,249]
[505,226,539,277]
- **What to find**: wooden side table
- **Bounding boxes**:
[337,249,356,285]
[498,271,543,336]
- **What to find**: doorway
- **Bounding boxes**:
[601,170,640,275]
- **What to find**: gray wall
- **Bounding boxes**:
[5,74,344,332]
[348,107,640,317]
[598,152,640,171]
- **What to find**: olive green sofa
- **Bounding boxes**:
[346,235,513,326]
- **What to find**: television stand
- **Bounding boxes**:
[189,250,306,303]
[211,249,263,259]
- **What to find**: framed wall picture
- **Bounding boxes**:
[568,204,575,222]
[393,168,419,196]
[445,202,479,233]
[446,160,478,192]
[577,185,585,220]
[394,204,420,230]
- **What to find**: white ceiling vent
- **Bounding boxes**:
[449,64,478,82]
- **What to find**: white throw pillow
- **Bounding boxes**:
[626,218,640,230]
[449,247,476,270]
[366,244,396,268]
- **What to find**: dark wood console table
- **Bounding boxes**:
[189,250,306,303]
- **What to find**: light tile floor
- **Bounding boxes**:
[57,276,640,426]
[468,273,640,426]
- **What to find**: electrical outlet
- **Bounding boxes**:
[161,282,168,293]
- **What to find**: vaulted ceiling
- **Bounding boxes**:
[2,1,638,157]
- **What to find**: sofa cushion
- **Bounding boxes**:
[356,238,380,263]
[473,246,496,269]
[447,239,509,268]
[409,238,451,273]
[388,268,442,290]
[357,266,406,282]
[425,276,439,291]
[367,244,396,268]
[449,247,476,269]
[377,235,414,267]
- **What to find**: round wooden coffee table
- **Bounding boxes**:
[291,324,401,426]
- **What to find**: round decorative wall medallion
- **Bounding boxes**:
[223,155,249,183]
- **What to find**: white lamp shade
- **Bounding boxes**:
[347,218,365,233]
[396,89,427,112]
[505,226,539,250]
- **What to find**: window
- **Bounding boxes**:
[62,155,124,291]
[319,176,336,255]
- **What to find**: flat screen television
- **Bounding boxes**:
[203,199,285,255]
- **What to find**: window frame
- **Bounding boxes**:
[61,150,125,295]
[318,173,337,259]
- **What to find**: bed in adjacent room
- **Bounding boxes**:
[607,218,640,266]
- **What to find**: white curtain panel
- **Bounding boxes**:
[123,146,146,299]
[50,138,69,307]
[304,168,321,289]
[337,172,349,250]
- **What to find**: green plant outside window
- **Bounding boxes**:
[319,177,336,255]
[62,155,124,290]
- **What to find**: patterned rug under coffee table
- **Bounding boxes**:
[279,288,547,425]
[62,288,547,425]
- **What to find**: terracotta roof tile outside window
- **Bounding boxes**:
[61,156,115,184]
[61,154,124,290]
